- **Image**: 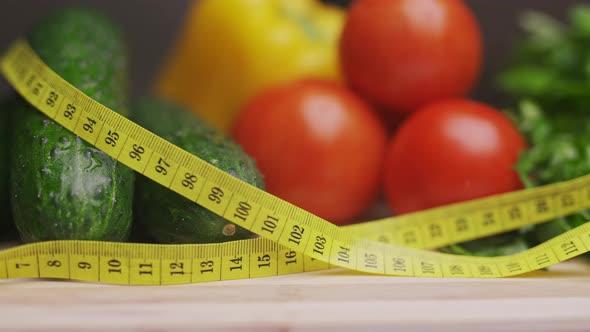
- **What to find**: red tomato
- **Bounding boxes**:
[232,79,388,224]
[339,0,482,113]
[383,99,526,215]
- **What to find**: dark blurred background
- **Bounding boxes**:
[0,0,588,107]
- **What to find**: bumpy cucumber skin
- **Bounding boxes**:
[0,100,12,230]
[133,97,264,244]
[10,8,134,242]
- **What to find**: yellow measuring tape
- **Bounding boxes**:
[1,39,590,285]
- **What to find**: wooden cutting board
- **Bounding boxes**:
[1,259,590,331]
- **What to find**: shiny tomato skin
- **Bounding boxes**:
[340,0,482,113]
[383,99,526,215]
[232,79,388,224]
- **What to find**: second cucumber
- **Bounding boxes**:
[132,97,264,244]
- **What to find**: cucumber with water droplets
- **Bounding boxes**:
[10,8,134,242]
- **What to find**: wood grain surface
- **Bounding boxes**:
[1,259,590,331]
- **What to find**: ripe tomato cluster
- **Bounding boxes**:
[232,0,526,225]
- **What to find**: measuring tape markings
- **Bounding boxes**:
[3,220,586,284]
[349,175,590,249]
[1,39,590,284]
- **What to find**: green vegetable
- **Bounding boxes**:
[0,99,13,232]
[440,231,530,257]
[10,8,134,242]
[498,5,590,248]
[132,97,264,244]
[511,100,590,247]
[498,5,590,111]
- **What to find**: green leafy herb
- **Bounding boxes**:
[498,5,590,110]
[440,231,530,257]
[499,6,590,250]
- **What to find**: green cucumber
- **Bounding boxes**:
[10,8,134,242]
[0,99,13,232]
[132,97,264,244]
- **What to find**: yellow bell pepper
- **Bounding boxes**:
[153,0,345,133]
